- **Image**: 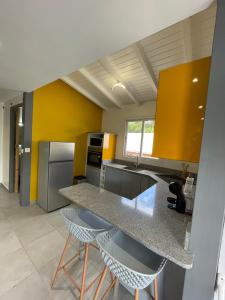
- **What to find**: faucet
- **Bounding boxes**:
[134,155,139,169]
[181,163,189,178]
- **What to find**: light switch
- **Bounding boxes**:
[25,148,30,153]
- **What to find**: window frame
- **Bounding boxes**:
[124,118,155,159]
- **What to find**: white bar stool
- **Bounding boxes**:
[93,228,167,300]
[51,208,112,300]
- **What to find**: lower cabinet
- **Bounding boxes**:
[141,175,156,193]
[86,165,100,187]
[120,170,141,199]
[104,166,156,199]
[104,166,122,195]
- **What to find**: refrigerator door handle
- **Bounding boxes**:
[215,273,225,300]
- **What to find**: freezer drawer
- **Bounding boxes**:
[47,161,73,212]
[49,142,75,162]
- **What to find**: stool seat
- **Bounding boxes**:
[96,228,166,290]
[61,208,112,243]
[51,207,112,300]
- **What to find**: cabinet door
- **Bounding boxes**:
[141,175,156,193]
[121,171,141,200]
[152,57,211,162]
[104,167,121,195]
[86,165,100,187]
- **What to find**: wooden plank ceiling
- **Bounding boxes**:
[62,3,216,110]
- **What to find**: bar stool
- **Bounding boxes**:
[93,228,167,300]
[51,208,112,300]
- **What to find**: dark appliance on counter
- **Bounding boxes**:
[167,182,186,214]
[87,146,102,168]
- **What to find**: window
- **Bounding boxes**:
[124,119,155,158]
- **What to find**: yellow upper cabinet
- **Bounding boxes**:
[102,133,117,161]
[152,57,211,163]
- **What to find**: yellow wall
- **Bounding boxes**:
[152,57,211,163]
[30,80,102,202]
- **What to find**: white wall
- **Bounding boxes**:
[1,95,23,189]
[102,102,199,173]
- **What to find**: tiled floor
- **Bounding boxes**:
[0,186,151,299]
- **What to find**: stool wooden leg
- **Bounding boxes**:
[51,233,72,288]
[80,243,89,300]
[134,289,139,300]
[93,265,108,300]
[153,277,159,300]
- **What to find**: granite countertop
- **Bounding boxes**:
[60,162,193,269]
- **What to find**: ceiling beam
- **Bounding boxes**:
[182,18,193,62]
[61,76,108,111]
[79,68,122,108]
[132,43,158,95]
[100,57,140,105]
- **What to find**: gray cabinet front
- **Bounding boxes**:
[104,167,122,194]
[86,165,100,187]
[141,175,156,193]
[120,170,141,199]
[104,166,157,200]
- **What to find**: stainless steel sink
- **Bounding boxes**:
[123,166,143,172]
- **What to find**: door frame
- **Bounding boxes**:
[9,92,33,206]
[8,103,23,193]
[19,92,33,206]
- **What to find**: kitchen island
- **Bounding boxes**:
[60,166,193,269]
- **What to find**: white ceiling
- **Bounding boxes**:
[64,3,216,110]
[0,89,22,103]
[0,0,213,93]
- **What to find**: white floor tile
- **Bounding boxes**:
[14,216,55,246]
[0,220,12,232]
[44,211,65,228]
[0,248,35,296]
[0,271,49,300]
[0,230,22,258]
[25,230,65,269]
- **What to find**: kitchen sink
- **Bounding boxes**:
[157,174,185,184]
[123,166,143,172]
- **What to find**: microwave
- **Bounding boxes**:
[89,137,103,147]
[87,147,102,168]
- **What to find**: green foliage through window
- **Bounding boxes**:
[127,120,154,133]
[127,121,142,133]
[144,121,154,133]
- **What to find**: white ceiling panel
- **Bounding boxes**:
[65,3,216,110]
[0,0,213,92]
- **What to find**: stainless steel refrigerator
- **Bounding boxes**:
[37,141,75,212]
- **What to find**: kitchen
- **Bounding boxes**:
[0,1,224,300]
[34,6,214,300]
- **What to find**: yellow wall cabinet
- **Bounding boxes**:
[30,80,102,202]
[102,133,117,161]
[152,57,211,163]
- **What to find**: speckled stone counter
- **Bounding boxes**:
[60,164,193,269]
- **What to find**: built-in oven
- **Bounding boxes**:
[87,147,102,168]
[89,136,103,147]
